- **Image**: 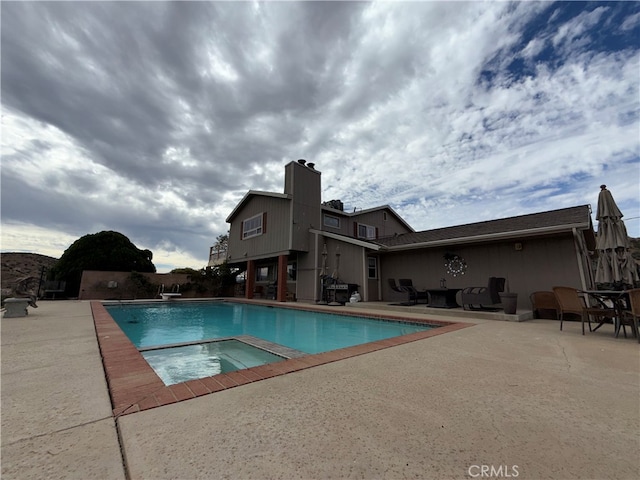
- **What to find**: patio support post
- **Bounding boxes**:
[246,260,256,299]
[277,254,288,302]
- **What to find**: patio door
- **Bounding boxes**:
[366,256,380,301]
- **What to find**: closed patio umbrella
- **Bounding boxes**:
[320,243,328,277]
[332,245,341,280]
[594,185,639,289]
[317,243,329,304]
[328,245,342,306]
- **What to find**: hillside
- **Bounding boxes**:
[1,252,58,289]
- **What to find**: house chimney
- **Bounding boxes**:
[307,163,315,169]
[298,159,306,165]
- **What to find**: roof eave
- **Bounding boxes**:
[226,191,291,222]
[385,223,591,251]
[310,228,382,250]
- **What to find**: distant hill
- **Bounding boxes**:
[1,252,58,290]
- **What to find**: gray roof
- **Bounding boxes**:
[375,205,594,249]
[321,204,414,232]
[226,191,291,222]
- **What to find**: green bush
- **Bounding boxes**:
[50,231,156,297]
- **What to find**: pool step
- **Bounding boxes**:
[139,335,307,360]
[235,335,308,359]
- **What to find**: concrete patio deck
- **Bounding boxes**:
[1,300,638,479]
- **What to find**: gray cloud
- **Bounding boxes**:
[2,1,638,270]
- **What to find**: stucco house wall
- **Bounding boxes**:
[294,247,316,303]
[287,162,322,251]
[351,209,411,239]
[320,208,351,236]
[320,206,412,240]
[227,195,292,262]
[380,234,584,309]
[78,271,193,300]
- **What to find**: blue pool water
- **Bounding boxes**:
[106,301,435,354]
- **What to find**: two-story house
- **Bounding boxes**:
[225,160,412,303]
[225,160,597,309]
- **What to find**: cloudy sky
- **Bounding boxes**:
[2,1,639,272]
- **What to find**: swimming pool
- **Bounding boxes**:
[105,301,437,386]
[106,301,436,354]
[94,300,464,414]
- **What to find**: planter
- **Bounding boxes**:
[499,292,518,314]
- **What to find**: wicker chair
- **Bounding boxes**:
[461,277,505,311]
[398,279,429,304]
[552,286,616,335]
[530,291,559,319]
[621,288,640,343]
[388,279,413,306]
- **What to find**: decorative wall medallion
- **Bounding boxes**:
[444,254,467,277]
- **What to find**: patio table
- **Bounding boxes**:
[580,290,631,338]
[426,288,461,309]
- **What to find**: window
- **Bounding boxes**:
[242,213,264,239]
[256,265,275,282]
[367,257,378,279]
[357,223,376,240]
[323,214,340,229]
[287,262,297,281]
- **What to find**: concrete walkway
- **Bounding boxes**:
[2,300,639,479]
[1,301,125,479]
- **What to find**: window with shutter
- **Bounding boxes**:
[357,223,376,240]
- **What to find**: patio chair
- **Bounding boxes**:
[461,277,505,311]
[552,286,616,335]
[621,288,640,343]
[266,282,277,300]
[43,280,66,300]
[388,279,410,305]
[398,279,429,304]
[388,278,402,293]
[530,291,559,319]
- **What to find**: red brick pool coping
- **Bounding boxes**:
[91,300,473,417]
